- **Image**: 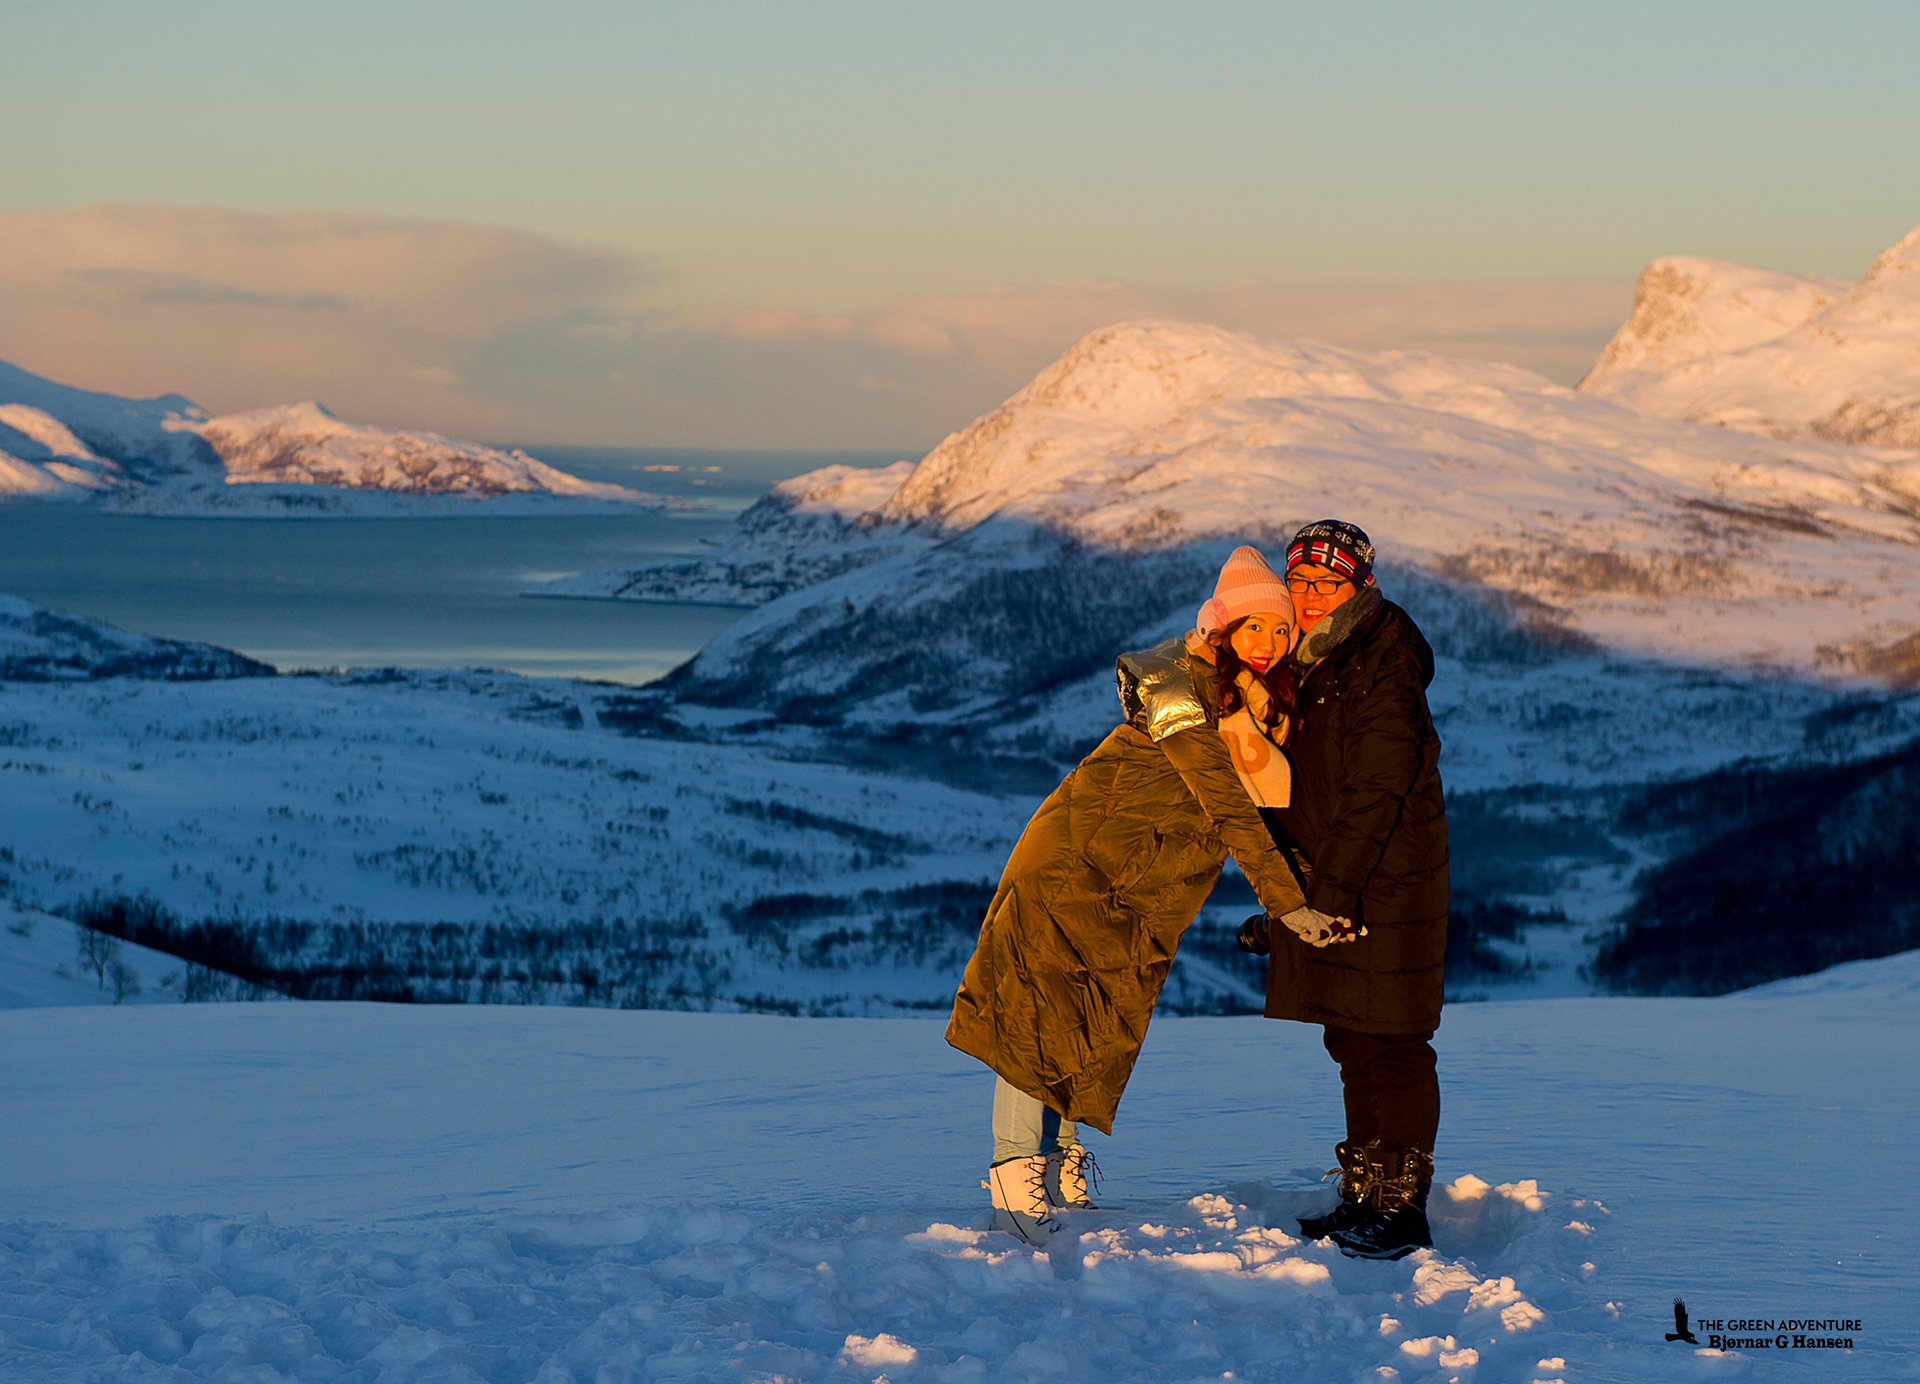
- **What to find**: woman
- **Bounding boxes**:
[946,546,1355,1243]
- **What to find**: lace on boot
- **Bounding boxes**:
[1299,1140,1375,1239]
[1372,1149,1433,1214]
[1329,1147,1434,1261]
[1056,1145,1102,1208]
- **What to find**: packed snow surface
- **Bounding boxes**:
[4,953,1915,1380]
[0,358,661,512]
[1583,223,1920,448]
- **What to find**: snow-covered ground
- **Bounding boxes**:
[4,950,1914,1380]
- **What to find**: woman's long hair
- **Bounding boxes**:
[1209,617,1298,729]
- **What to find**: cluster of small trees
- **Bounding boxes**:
[724,880,996,973]
[1593,741,1920,994]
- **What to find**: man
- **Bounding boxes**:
[1242,519,1449,1260]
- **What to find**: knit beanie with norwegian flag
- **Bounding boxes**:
[1285,519,1376,587]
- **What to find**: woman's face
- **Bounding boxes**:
[1229,612,1292,673]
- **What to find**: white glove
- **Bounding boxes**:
[1279,906,1364,948]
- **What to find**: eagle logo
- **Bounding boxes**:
[1665,1298,1700,1345]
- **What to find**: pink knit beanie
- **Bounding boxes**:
[1196,545,1295,638]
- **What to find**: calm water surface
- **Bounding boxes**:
[0,448,903,684]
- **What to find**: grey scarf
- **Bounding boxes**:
[1292,584,1384,668]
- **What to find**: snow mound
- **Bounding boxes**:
[1583,223,1920,447]
[0,595,274,681]
[1740,944,1920,997]
[0,1189,1573,1383]
[534,460,920,604]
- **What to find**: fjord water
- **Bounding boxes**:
[0,447,903,684]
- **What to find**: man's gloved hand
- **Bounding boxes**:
[1236,913,1271,955]
[1278,905,1365,948]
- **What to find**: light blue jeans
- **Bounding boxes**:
[992,1076,1081,1164]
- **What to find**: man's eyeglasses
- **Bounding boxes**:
[1285,575,1351,596]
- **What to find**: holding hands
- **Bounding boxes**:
[1237,908,1364,954]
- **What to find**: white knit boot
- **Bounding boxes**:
[985,1155,1059,1244]
[1050,1144,1102,1209]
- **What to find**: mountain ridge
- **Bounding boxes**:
[556,317,1920,746]
[0,358,663,511]
[1581,222,1920,447]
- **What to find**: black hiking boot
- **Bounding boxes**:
[1298,1140,1372,1239]
[1330,1147,1434,1261]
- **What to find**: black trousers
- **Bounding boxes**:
[1322,1025,1440,1155]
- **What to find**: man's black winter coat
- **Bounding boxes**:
[1267,597,1449,1035]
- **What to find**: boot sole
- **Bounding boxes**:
[1334,1239,1427,1261]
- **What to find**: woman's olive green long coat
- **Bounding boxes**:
[946,638,1306,1135]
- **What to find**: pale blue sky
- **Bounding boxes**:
[3,2,1916,444]
[9,1,1917,304]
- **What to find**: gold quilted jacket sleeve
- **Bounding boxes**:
[1116,638,1211,742]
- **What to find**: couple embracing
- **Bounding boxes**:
[947,520,1449,1262]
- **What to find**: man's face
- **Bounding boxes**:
[1286,563,1357,632]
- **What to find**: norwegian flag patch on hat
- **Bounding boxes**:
[1285,519,1376,586]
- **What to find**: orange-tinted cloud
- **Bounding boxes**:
[0,205,1632,449]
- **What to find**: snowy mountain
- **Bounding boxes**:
[516,318,1920,994]
[2,594,1915,1013]
[187,402,648,505]
[0,357,212,494]
[1581,223,1920,446]
[0,358,661,512]
[574,318,1920,746]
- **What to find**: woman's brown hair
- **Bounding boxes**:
[1210,617,1298,728]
